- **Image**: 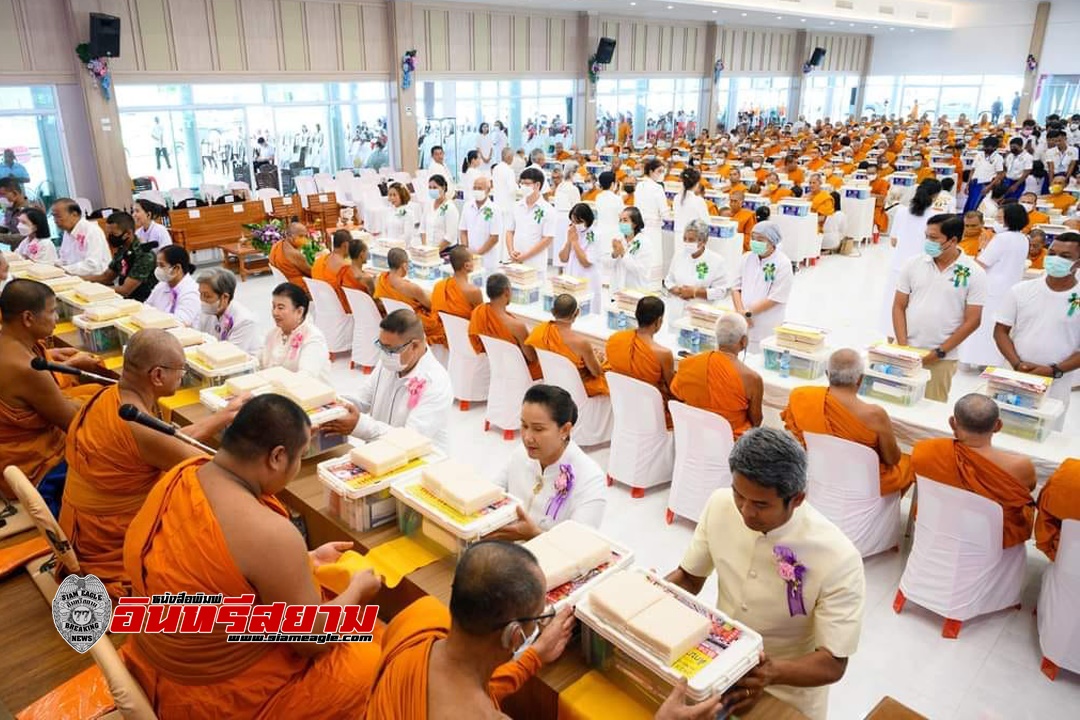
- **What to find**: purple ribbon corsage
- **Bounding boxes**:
[544,464,574,520]
[773,545,807,617]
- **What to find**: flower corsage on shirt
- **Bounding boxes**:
[544,464,575,520]
[773,545,807,616]
[406,377,426,409]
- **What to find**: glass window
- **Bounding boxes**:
[191,84,262,105]
[0,86,69,201]
[114,84,185,108]
[263,84,326,104]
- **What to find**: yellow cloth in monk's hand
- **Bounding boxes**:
[317,539,446,593]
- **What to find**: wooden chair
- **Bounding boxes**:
[270,194,302,222]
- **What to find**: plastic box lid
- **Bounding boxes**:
[390,476,519,541]
[318,449,443,500]
[760,336,830,361]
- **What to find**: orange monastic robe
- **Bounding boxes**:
[0,343,72,486]
[367,596,540,720]
[1024,210,1050,234]
[670,351,752,438]
[468,304,542,380]
[311,254,350,311]
[374,272,446,346]
[1041,193,1076,213]
[1034,459,1080,561]
[781,387,915,496]
[769,187,793,204]
[604,329,672,428]
[525,321,608,396]
[959,228,994,257]
[61,385,165,598]
[430,277,475,322]
[810,190,836,219]
[122,458,379,720]
[912,439,1035,548]
[581,188,599,202]
[787,167,806,186]
[1028,248,1047,270]
[733,208,756,251]
[269,241,309,294]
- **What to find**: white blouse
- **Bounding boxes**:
[196,300,260,355]
[135,221,172,249]
[258,316,331,383]
[145,273,201,327]
[493,441,607,532]
[606,232,651,293]
[15,236,58,265]
[421,197,460,249]
[383,204,419,247]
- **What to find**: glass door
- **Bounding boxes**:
[419,117,459,181]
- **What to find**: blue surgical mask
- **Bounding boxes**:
[750,240,769,256]
[1044,254,1076,278]
[618,221,633,237]
[924,240,944,258]
[428,188,440,199]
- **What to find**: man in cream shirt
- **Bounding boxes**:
[325,308,453,453]
[458,176,503,274]
[52,198,111,276]
[666,428,864,720]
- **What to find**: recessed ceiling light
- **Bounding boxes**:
[741,12,747,17]
[712,9,718,13]
[909,28,915,32]
[800,18,806,22]
[872,25,878,29]
[666,4,672,8]
[849,23,855,27]
[889,27,895,31]
[630,1,635,4]
[828,21,835,25]
[776,16,783,20]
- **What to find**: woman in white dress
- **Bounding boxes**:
[489,384,607,540]
[13,208,58,264]
[878,179,941,335]
[559,203,604,312]
[194,267,261,355]
[960,202,1031,367]
[821,191,846,252]
[551,166,581,266]
[606,206,651,293]
[634,158,669,281]
[381,182,418,247]
[476,122,494,168]
[259,281,331,382]
[421,173,460,251]
[672,166,709,237]
[593,170,624,242]
[145,245,201,326]
[460,149,487,196]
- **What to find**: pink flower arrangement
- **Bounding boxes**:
[406,377,426,409]
[773,545,807,616]
[76,44,112,101]
[545,464,575,520]
[288,332,304,358]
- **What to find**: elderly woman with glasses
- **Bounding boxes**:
[662,217,729,316]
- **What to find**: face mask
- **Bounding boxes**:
[1051,185,1064,194]
[108,233,125,248]
[750,240,769,256]
[381,348,405,372]
[200,301,219,315]
[472,189,486,202]
[1020,202,1034,212]
[154,266,173,284]
[1044,255,1076,278]
[682,243,698,257]
[623,183,635,194]
[618,221,633,237]
[511,623,540,662]
[574,223,586,232]
[428,188,440,199]
[924,240,944,258]
[520,184,535,195]
[16,222,32,237]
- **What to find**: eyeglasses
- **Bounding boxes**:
[509,604,557,629]
[373,338,415,355]
[152,365,186,374]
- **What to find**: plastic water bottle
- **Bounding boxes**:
[691,329,701,352]
[617,312,628,329]
[779,350,791,379]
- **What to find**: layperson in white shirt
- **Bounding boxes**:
[962,137,1005,214]
[488,384,607,539]
[258,282,331,383]
[490,121,508,169]
[194,267,260,355]
[510,149,527,178]
[323,308,453,453]
[144,245,201,326]
[1044,129,1079,180]
[382,183,419,247]
[878,180,941,335]
[960,203,1030,367]
[663,219,728,317]
[420,174,460,251]
[1002,137,1033,201]
[426,145,454,197]
[892,213,988,403]
[460,149,488,195]
[731,221,794,352]
[12,207,57,264]
[606,207,651,293]
[132,199,172,249]
[505,167,556,278]
[475,122,494,168]
[551,166,581,265]
[559,203,603,312]
[994,232,1080,430]
[672,166,709,238]
[634,158,669,281]
[665,428,864,720]
[458,176,502,274]
[52,198,110,276]
[592,171,623,244]
[492,147,518,224]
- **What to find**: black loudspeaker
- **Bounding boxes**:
[89,13,121,58]
[595,37,616,64]
[809,46,826,67]
[849,87,858,106]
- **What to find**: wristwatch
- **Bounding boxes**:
[744,311,753,319]
[934,348,947,359]
[1051,363,1064,379]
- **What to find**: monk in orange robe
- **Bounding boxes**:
[959,211,994,257]
[871,171,891,232]
[122,396,382,720]
[1020,191,1050,233]
[268,222,313,294]
[1035,459,1080,561]
[729,191,756,250]
[468,274,541,380]
[808,174,836,231]
[61,330,239,598]
[311,230,352,309]
[339,237,379,312]
[1027,232,1048,270]
[0,280,103,514]
[911,394,1036,548]
[430,246,482,325]
[525,294,608,396]
[670,312,763,439]
[374,247,445,346]
[785,159,805,187]
[782,350,915,496]
[368,542,575,719]
[1041,177,1076,213]
[603,296,675,428]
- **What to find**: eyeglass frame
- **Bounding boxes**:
[373,337,417,355]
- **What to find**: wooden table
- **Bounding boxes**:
[865,696,928,720]
[218,241,270,281]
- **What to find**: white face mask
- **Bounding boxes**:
[200,301,219,316]
[682,243,698,257]
[381,348,405,373]
[1020,202,1034,212]
[574,223,586,232]
[510,623,540,662]
[16,222,32,236]
[154,266,173,284]
[472,189,487,202]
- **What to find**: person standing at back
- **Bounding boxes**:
[878,179,942,335]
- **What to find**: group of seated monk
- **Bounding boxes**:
[310,229,377,311]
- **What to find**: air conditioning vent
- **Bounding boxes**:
[915,10,930,19]
[879,5,895,15]
[835,0,853,8]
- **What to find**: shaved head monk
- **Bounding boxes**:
[603,295,675,427]
[342,237,377,300]
[60,329,243,598]
[311,229,352,310]
[367,540,576,720]
[671,312,763,439]
[468,273,541,380]
[0,279,104,515]
[374,247,445,346]
[959,210,993,257]
[782,349,914,497]
[912,393,1036,548]
[1034,459,1080,562]
[729,189,756,243]
[268,221,313,293]
[525,293,609,396]
[431,245,482,323]
[123,394,382,719]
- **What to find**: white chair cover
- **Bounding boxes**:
[535,348,613,447]
[135,190,167,208]
[898,477,1026,623]
[804,432,902,557]
[306,278,354,353]
[1038,519,1080,675]
[439,313,490,404]
[226,181,251,199]
[605,372,673,492]
[199,184,224,203]
[268,264,288,285]
[167,187,194,206]
[392,171,412,187]
[667,401,734,523]
[343,287,382,372]
[380,297,412,316]
[295,176,318,209]
[313,173,336,194]
[479,336,536,435]
[256,187,281,214]
[334,171,357,203]
[75,197,93,215]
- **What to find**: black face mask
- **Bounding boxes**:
[623,183,636,194]
[108,233,126,248]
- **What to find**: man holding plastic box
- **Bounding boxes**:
[459,175,503,274]
[892,213,987,403]
[505,167,556,279]
[665,428,864,720]
[324,308,453,453]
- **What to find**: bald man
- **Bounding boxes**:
[525,294,608,396]
[61,329,243,598]
[468,273,542,380]
[1018,191,1049,231]
[0,279,102,515]
[729,190,756,242]
[268,221,313,293]
[912,394,1036,548]
[782,349,914,497]
[431,246,482,323]
[373,247,445,346]
[459,175,503,273]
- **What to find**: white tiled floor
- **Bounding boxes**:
[219,243,1080,719]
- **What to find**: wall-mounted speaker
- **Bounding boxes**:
[89,13,121,58]
[809,47,827,67]
[595,37,616,65]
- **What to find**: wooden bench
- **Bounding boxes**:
[166,200,267,253]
